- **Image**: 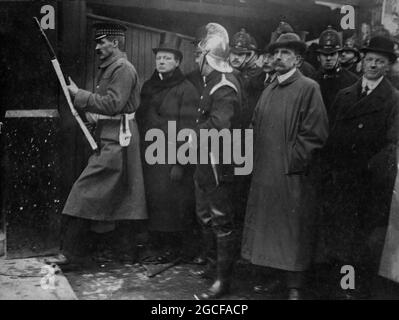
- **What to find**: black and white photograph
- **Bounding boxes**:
[1,0,399,306]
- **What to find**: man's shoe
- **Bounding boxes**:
[192,256,207,265]
[192,258,216,279]
[287,288,308,300]
[44,254,69,266]
[195,279,231,300]
[253,279,283,294]
[333,289,370,300]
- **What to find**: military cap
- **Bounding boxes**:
[94,22,127,41]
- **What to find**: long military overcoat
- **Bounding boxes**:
[62,52,147,221]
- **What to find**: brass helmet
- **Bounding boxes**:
[230,28,258,54]
[317,26,342,54]
[197,22,232,73]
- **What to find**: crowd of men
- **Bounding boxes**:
[48,20,399,300]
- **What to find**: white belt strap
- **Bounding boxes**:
[85,112,134,147]
[119,114,132,147]
[86,112,135,123]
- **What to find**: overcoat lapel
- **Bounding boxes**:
[338,78,392,120]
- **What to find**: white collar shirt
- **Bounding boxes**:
[277,68,297,84]
[361,76,384,95]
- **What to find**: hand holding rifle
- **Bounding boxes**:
[67,76,79,97]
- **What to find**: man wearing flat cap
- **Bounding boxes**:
[319,36,399,298]
[315,26,358,117]
[241,32,328,299]
[56,22,147,265]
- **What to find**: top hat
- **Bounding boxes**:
[361,36,397,63]
[153,32,183,60]
[268,32,307,56]
[94,23,127,41]
[317,26,342,54]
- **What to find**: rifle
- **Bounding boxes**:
[33,17,98,152]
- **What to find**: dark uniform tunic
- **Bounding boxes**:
[193,70,241,235]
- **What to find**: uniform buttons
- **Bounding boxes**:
[196,119,199,123]
[96,85,99,89]
[358,123,364,129]
[200,96,203,100]
[197,108,201,112]
[202,110,205,114]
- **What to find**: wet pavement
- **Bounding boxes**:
[64,259,266,300]
[63,258,399,300]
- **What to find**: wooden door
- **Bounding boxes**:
[85,14,197,91]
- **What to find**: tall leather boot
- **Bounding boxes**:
[197,232,237,299]
[193,227,215,265]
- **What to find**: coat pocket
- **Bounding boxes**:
[285,141,306,175]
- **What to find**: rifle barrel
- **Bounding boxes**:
[33,17,57,59]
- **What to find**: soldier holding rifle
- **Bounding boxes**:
[52,23,147,265]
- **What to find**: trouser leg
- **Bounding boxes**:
[61,215,92,258]
[113,220,140,260]
[286,270,306,289]
[194,180,216,264]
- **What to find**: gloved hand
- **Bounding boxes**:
[170,165,184,182]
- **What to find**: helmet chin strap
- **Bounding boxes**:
[199,49,210,75]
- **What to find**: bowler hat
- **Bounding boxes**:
[94,23,127,41]
[153,32,183,61]
[268,32,307,56]
[361,36,397,63]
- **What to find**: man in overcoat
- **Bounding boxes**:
[136,32,199,262]
[241,33,328,300]
[320,36,399,298]
[57,23,147,265]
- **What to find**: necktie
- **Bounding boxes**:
[264,74,274,87]
[360,85,369,99]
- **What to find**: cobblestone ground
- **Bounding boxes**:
[64,260,269,300]
[64,259,399,300]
